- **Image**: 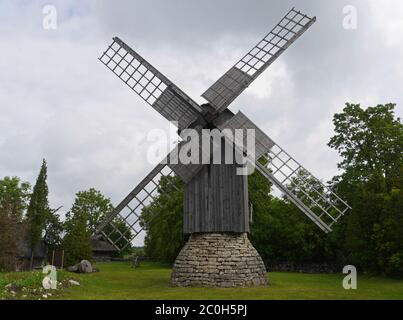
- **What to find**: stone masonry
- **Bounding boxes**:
[171,233,268,287]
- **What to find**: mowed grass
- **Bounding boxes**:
[0,268,80,300]
[51,261,403,300]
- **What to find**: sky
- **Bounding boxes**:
[0,0,402,245]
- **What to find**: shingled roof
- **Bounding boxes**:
[91,239,118,252]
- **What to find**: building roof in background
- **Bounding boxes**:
[91,239,118,252]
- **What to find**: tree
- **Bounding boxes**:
[140,176,185,263]
[63,188,111,265]
[328,103,402,194]
[26,159,50,269]
[0,176,30,219]
[63,214,93,266]
[343,172,403,276]
[248,169,274,261]
[249,169,339,267]
[64,188,113,234]
[0,207,23,271]
[0,177,30,271]
[329,103,403,277]
[63,188,132,263]
[43,207,64,250]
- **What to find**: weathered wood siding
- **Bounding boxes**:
[184,161,249,233]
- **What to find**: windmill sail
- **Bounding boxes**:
[255,142,350,233]
[93,163,178,251]
[93,137,214,251]
[217,112,350,232]
[99,37,202,130]
[216,111,275,161]
[202,7,316,113]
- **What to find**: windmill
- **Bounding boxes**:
[94,7,350,287]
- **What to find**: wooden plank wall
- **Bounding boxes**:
[184,161,249,233]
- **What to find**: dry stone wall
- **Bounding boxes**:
[171,233,268,287]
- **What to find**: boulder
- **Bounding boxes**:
[67,260,97,273]
[78,260,93,273]
[67,265,78,272]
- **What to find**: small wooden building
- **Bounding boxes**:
[18,240,47,271]
[91,239,118,261]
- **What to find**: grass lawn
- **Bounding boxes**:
[2,261,403,300]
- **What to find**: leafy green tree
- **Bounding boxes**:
[0,207,24,271]
[64,188,113,234]
[382,177,403,276]
[329,103,402,195]
[63,188,132,261]
[63,188,112,265]
[26,159,51,268]
[63,214,93,266]
[344,172,403,276]
[248,170,273,261]
[140,176,185,263]
[329,103,403,277]
[249,171,338,267]
[0,177,30,271]
[43,207,64,250]
[0,176,30,218]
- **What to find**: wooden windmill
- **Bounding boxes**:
[94,7,350,287]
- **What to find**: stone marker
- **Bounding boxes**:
[78,260,93,273]
[68,280,80,286]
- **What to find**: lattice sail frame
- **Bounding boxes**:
[255,143,351,233]
[202,7,316,112]
[99,37,202,130]
[94,164,178,251]
[217,112,350,233]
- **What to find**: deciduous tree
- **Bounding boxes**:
[0,177,30,271]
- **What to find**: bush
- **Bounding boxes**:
[388,252,403,278]
[62,219,92,266]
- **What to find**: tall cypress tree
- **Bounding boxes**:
[26,159,50,268]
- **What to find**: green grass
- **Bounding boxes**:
[0,268,79,300]
[2,262,403,300]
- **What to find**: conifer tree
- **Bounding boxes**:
[26,159,50,268]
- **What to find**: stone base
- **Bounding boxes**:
[171,233,268,287]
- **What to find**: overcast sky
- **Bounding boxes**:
[0,1,402,244]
